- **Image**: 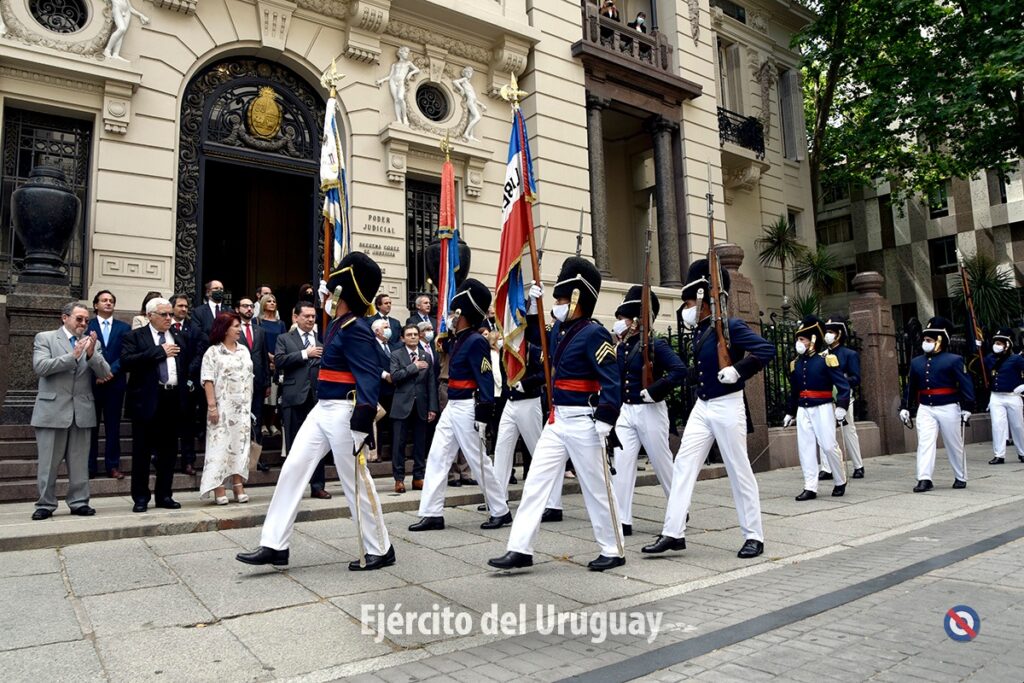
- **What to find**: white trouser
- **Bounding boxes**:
[916,403,966,481]
[492,397,560,508]
[797,403,846,491]
[663,392,763,542]
[418,399,509,518]
[507,406,622,557]
[612,402,673,525]
[989,392,1024,458]
[819,399,863,472]
[261,400,390,556]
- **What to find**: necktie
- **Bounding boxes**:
[410,349,418,363]
[303,333,311,349]
[215,303,221,315]
[245,322,253,347]
[173,322,181,334]
[102,319,110,346]
[157,332,169,384]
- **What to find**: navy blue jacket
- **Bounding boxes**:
[826,344,861,388]
[984,352,1024,394]
[87,316,131,377]
[787,351,851,414]
[692,318,775,401]
[618,335,686,404]
[317,313,382,433]
[445,328,495,406]
[528,315,621,426]
[506,341,545,402]
[901,351,975,412]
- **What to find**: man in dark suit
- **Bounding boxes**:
[169,293,200,475]
[237,298,270,445]
[87,289,130,479]
[121,297,188,512]
[373,293,403,349]
[406,294,433,327]
[390,324,438,492]
[276,302,330,498]
[191,279,231,336]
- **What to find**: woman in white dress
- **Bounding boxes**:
[200,311,253,504]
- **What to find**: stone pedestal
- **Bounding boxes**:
[716,243,769,471]
[1,283,72,424]
[848,271,905,455]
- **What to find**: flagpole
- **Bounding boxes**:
[319,61,345,332]
[502,73,553,413]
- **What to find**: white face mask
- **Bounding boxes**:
[681,305,698,329]
[922,340,936,353]
[497,338,504,349]
[382,328,392,341]
[795,340,808,355]
[993,343,1006,354]
[423,331,434,342]
[824,332,836,345]
[552,303,569,322]
[612,319,631,338]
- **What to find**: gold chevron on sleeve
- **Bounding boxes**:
[595,341,615,365]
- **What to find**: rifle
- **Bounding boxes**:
[575,206,584,257]
[641,194,654,387]
[537,222,549,269]
[705,161,731,370]
[956,249,988,388]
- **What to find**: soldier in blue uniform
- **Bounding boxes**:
[818,314,865,479]
[983,328,1024,464]
[489,257,624,572]
[899,317,975,491]
[784,315,850,500]
[409,278,511,531]
[610,286,686,536]
[237,252,394,570]
[643,259,775,559]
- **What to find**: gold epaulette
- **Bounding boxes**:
[825,353,839,368]
[789,359,796,373]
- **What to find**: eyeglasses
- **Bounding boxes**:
[68,316,88,322]
[238,304,254,309]
[152,312,173,318]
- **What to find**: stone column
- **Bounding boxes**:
[717,243,769,471]
[649,116,682,287]
[848,271,905,455]
[585,94,611,275]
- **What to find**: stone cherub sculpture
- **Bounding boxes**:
[104,0,150,61]
[452,66,487,142]
[376,46,421,126]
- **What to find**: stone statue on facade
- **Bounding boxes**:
[452,66,487,142]
[376,46,420,126]
[103,0,150,61]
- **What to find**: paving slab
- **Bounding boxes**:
[80,583,215,636]
[0,572,82,651]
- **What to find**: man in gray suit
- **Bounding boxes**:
[390,324,438,492]
[31,302,112,520]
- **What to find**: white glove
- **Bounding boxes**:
[318,279,329,299]
[961,410,971,424]
[527,281,544,315]
[594,420,613,441]
[640,389,655,403]
[324,297,336,317]
[474,421,488,434]
[899,409,911,426]
[717,366,740,384]
[1014,384,1024,395]
[351,430,369,453]
[511,381,524,392]
[782,414,794,428]
[834,407,847,422]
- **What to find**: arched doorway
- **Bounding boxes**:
[174,57,327,313]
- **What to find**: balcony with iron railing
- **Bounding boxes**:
[578,0,671,73]
[717,107,765,160]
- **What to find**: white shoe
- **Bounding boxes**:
[261,425,270,437]
[233,486,249,504]
[215,495,229,506]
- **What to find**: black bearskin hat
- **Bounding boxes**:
[424,238,471,289]
[450,278,491,327]
[823,313,849,343]
[795,314,826,351]
[680,259,731,303]
[993,327,1014,348]
[615,285,660,320]
[325,251,381,317]
[553,256,602,318]
[922,316,952,350]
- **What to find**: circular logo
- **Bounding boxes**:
[944,605,980,641]
[247,87,282,139]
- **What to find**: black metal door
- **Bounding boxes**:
[406,179,440,311]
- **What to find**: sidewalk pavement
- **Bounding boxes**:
[0,443,1021,682]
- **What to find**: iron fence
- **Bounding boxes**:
[896,317,991,411]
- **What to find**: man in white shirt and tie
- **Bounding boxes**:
[86,290,130,480]
[406,295,433,326]
[192,279,231,335]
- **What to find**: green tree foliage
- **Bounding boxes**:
[756,215,805,300]
[793,245,841,297]
[800,1,1024,209]
[791,289,822,319]
[950,252,1021,330]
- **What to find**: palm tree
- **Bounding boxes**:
[791,289,821,319]
[951,252,1021,330]
[756,215,804,304]
[793,245,841,297]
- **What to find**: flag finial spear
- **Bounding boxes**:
[440,133,452,162]
[320,59,345,95]
[499,71,528,109]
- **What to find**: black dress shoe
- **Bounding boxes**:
[989,457,1005,465]
[795,490,817,501]
[132,502,148,513]
[461,478,478,486]
[737,539,764,558]
[408,516,445,531]
[31,508,52,521]
[1019,454,1024,463]
[257,461,270,472]
[588,555,625,572]
[952,479,967,489]
[477,504,488,511]
[182,464,197,476]
[70,505,96,516]
[480,512,513,529]
[852,467,864,478]
[913,479,933,493]
[541,508,563,523]
[488,551,533,569]
[236,546,289,566]
[448,479,462,487]
[155,498,181,509]
[622,523,632,537]
[832,483,846,497]
[641,535,686,554]
[311,489,332,500]
[349,545,396,571]
[509,474,518,485]
[818,471,833,480]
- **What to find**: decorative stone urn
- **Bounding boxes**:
[11,166,81,284]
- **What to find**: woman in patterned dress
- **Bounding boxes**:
[200,312,253,504]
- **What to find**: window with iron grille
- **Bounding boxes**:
[815,215,853,246]
[406,179,440,311]
[30,0,89,34]
[1,107,92,296]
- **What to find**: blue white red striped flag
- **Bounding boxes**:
[320,94,349,267]
[495,108,537,384]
